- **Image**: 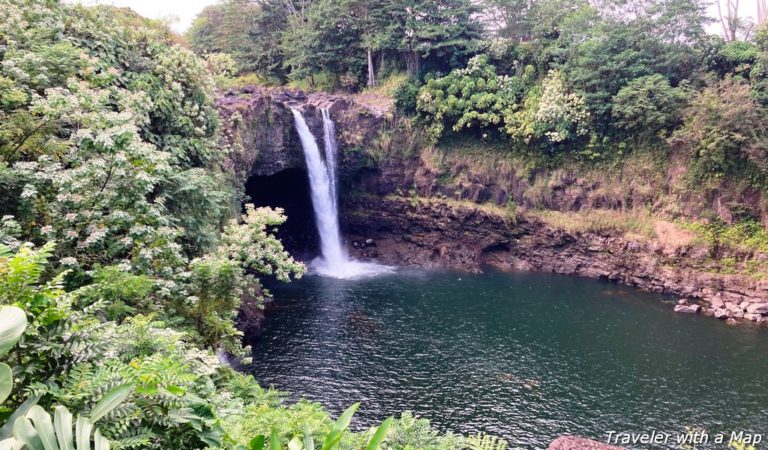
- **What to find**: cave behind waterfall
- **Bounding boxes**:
[244,168,319,260]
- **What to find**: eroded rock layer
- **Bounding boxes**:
[219,87,768,325]
[343,194,768,324]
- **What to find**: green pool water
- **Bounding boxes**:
[246,269,768,448]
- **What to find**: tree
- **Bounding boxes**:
[612,74,688,135]
[369,0,483,75]
[674,78,768,179]
[280,0,368,88]
[477,0,535,41]
[717,0,754,42]
[540,0,705,127]
[187,0,288,79]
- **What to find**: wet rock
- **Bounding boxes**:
[217,86,383,184]
[343,192,768,328]
[674,304,701,314]
[548,436,624,450]
[713,308,730,320]
[746,303,768,314]
[237,293,267,343]
[709,298,725,308]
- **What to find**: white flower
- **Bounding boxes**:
[20,184,37,199]
[84,228,107,246]
[60,257,78,267]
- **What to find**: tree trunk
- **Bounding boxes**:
[367,48,376,88]
[405,51,420,76]
[717,0,740,42]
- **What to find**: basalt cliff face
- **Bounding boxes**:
[216,86,380,184]
[219,87,768,325]
[344,194,768,323]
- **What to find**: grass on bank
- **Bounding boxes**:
[528,209,657,239]
[679,219,768,255]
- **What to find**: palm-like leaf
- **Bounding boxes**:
[2,384,130,449]
[0,305,27,407]
[364,416,392,450]
[320,403,359,450]
[0,306,26,355]
[0,364,12,405]
[88,385,132,423]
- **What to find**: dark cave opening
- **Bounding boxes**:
[244,168,319,260]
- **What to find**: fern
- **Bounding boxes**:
[466,433,509,450]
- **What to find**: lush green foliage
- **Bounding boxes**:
[188,1,286,82]
[415,56,524,141]
[681,219,768,254]
[673,77,768,182]
[187,0,483,90]
[416,58,590,152]
[505,69,591,150]
[405,0,710,155]
[611,75,689,136]
[0,1,515,449]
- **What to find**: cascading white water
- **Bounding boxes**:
[291,108,346,267]
[321,108,339,213]
[291,108,391,279]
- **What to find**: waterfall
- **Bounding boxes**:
[291,108,346,268]
[321,108,339,213]
[291,108,391,279]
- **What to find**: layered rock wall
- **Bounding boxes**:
[344,194,768,324]
[216,86,381,184]
[218,87,768,325]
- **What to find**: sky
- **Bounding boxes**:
[72,0,217,32]
[73,0,759,35]
[706,0,759,35]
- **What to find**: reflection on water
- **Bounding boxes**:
[246,269,768,449]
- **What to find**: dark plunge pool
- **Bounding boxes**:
[245,270,768,449]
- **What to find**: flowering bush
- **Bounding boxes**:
[206,52,239,78]
[416,55,527,141]
[505,69,591,148]
[0,0,304,387]
[415,58,591,151]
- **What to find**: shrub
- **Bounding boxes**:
[82,265,154,321]
[673,77,768,181]
[505,69,591,150]
[416,55,523,141]
[611,74,688,135]
[394,79,422,115]
[206,52,239,77]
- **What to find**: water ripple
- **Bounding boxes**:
[247,270,768,449]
